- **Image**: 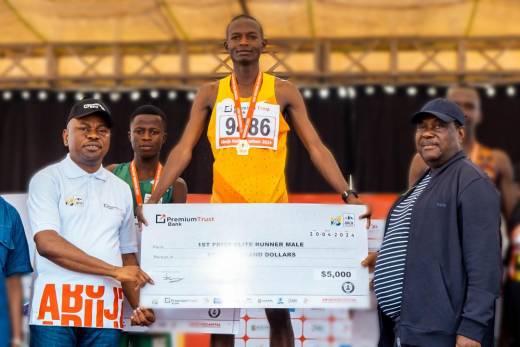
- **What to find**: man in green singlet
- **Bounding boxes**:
[108,104,187,207]
[107,104,187,347]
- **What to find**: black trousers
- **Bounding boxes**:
[501,280,520,347]
[378,308,495,347]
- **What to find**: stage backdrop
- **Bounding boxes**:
[1,85,519,194]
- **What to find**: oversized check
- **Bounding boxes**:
[140,204,369,309]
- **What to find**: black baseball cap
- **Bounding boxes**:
[67,98,113,128]
[411,98,465,126]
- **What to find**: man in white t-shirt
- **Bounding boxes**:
[27,99,155,346]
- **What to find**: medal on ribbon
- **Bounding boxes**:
[129,161,163,205]
[230,71,263,156]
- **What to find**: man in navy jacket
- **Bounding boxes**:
[374,98,501,347]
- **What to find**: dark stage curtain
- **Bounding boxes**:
[1,86,518,194]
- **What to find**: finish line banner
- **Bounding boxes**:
[140,203,370,309]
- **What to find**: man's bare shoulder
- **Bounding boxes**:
[201,80,219,92]
[274,78,300,107]
[491,148,514,172]
[491,148,511,161]
[196,81,219,107]
[275,77,297,92]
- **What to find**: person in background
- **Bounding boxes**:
[107,104,187,208]
[107,104,187,347]
[0,197,33,347]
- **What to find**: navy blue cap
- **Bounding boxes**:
[67,98,113,128]
[411,98,465,125]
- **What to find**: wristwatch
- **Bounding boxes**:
[341,189,359,203]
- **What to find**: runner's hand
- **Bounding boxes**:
[113,265,154,289]
[344,195,372,227]
[135,204,148,229]
[131,307,156,327]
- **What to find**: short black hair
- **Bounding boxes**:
[226,14,264,39]
[130,105,167,126]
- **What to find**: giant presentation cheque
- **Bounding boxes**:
[140,204,369,309]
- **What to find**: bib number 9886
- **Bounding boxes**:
[224,117,272,137]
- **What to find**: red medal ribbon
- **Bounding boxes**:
[230,71,263,140]
[129,160,163,205]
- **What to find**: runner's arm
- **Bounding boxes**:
[277,80,350,196]
[495,149,517,219]
[148,83,216,204]
[172,177,188,203]
[408,153,428,188]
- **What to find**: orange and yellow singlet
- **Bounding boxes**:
[470,142,497,184]
[207,73,290,203]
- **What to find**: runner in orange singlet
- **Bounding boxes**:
[138,14,369,347]
[408,86,516,219]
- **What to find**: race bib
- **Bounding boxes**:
[215,98,280,150]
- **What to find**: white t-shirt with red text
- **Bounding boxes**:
[27,155,137,329]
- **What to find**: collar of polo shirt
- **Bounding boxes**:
[63,154,108,181]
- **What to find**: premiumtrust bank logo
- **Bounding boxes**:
[155,213,215,227]
[156,214,167,223]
